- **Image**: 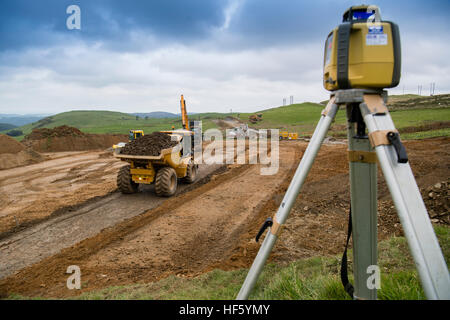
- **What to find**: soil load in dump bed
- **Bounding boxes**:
[120,132,179,156]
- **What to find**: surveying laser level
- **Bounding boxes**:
[237,5,450,300]
[323,5,401,91]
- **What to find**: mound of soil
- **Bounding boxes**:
[21,125,127,152]
[0,134,43,169]
[24,134,127,153]
[25,125,84,140]
[0,134,25,154]
[120,132,178,156]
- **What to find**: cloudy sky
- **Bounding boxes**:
[0,0,449,115]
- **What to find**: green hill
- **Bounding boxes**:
[0,110,220,141]
[237,98,450,139]
[2,94,449,141]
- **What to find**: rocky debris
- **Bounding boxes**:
[120,132,179,156]
[422,180,449,225]
[24,125,85,140]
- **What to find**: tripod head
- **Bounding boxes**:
[323,5,401,91]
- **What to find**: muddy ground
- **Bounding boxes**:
[0,137,448,298]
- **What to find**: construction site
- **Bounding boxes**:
[0,2,449,305]
[0,105,448,299]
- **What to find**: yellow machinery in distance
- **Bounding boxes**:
[279,131,298,140]
[129,129,144,141]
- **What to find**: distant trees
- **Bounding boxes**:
[6,129,23,137]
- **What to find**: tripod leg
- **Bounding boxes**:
[236,98,339,300]
[360,94,450,300]
[346,104,378,300]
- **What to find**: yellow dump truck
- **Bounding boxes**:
[114,130,198,197]
[114,95,199,197]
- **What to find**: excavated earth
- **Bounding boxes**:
[22,125,127,153]
[0,137,448,298]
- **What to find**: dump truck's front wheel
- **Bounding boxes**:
[155,167,177,197]
[182,163,198,184]
[117,165,139,194]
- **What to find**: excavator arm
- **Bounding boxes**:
[180,95,189,130]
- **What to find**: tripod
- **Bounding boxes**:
[237,89,450,300]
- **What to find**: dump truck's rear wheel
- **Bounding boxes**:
[182,163,198,184]
[117,165,139,194]
[155,167,177,197]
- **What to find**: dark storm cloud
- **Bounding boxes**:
[0,0,228,51]
[1,0,449,52]
[225,0,450,48]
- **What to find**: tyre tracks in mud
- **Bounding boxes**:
[0,163,225,281]
[0,141,303,298]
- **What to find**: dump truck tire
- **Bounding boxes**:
[155,167,177,197]
[117,165,139,194]
[182,164,197,184]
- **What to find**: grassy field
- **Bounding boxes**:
[0,110,222,141]
[1,94,449,141]
[236,102,450,139]
[8,225,448,300]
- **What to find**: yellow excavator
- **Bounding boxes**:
[129,129,144,141]
[114,95,199,197]
[113,130,144,150]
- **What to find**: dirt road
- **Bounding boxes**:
[0,140,252,280]
[0,162,224,280]
[0,151,123,235]
[0,140,301,297]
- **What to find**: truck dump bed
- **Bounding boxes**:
[114,146,176,160]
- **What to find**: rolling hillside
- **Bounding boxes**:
[0,110,220,141]
[238,96,450,139]
[2,94,449,141]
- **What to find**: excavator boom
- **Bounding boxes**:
[180,95,189,130]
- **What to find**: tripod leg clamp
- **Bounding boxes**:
[255,218,284,242]
[368,129,397,147]
[369,130,408,163]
